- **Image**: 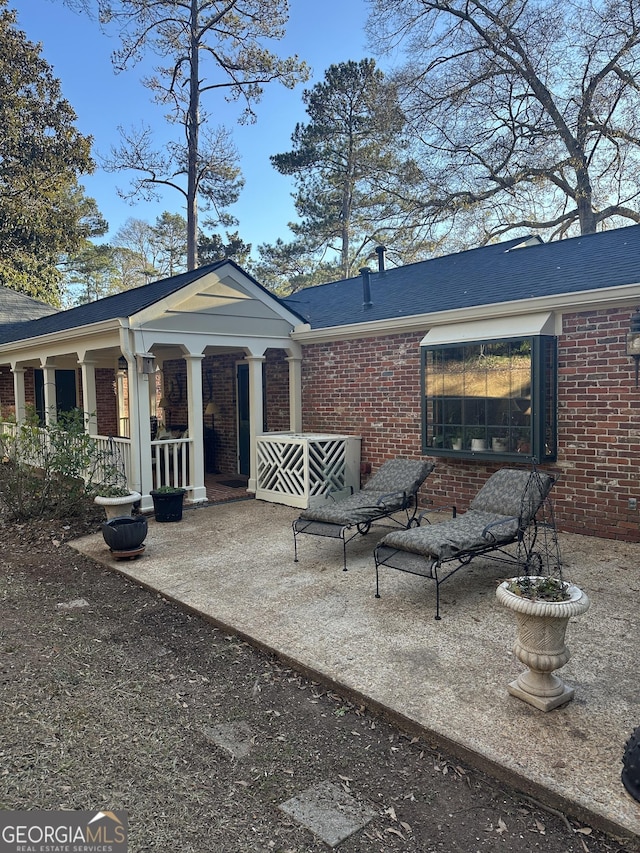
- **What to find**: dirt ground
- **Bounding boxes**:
[0,509,637,853]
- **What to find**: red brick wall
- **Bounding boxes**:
[265,349,290,432]
[555,308,639,540]
[95,368,119,436]
[299,310,640,543]
[0,366,15,419]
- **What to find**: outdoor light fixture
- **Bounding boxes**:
[205,401,220,428]
[626,308,640,387]
[117,355,128,371]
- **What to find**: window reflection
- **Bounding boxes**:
[423,337,556,459]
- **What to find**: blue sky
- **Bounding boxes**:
[12,0,372,255]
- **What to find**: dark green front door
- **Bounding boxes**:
[34,369,77,423]
[237,363,250,476]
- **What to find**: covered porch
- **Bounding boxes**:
[0,262,304,511]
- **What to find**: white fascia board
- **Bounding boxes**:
[0,318,122,359]
[290,283,640,344]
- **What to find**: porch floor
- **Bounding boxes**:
[72,499,640,846]
[204,472,250,503]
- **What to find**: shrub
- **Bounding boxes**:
[0,408,125,521]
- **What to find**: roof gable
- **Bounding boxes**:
[0,260,303,346]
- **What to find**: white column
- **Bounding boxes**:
[78,359,98,435]
[41,361,57,425]
[286,354,303,433]
[129,366,152,507]
[10,365,26,423]
[185,353,207,503]
[246,354,266,493]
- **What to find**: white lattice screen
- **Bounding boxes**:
[255,433,361,508]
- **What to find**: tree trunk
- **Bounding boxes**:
[186,0,200,270]
[572,156,596,234]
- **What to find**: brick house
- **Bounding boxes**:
[0,226,639,540]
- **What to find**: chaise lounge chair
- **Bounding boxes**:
[374,466,556,619]
[292,458,435,571]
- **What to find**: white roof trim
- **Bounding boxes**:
[420,312,556,347]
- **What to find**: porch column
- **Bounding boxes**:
[246,354,266,493]
[286,354,303,433]
[129,365,153,509]
[41,361,57,425]
[185,353,207,503]
[78,359,98,436]
[10,365,26,423]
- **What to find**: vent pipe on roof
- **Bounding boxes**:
[375,245,386,272]
[360,267,373,308]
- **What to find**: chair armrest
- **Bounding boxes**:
[374,489,409,508]
[482,515,518,544]
[323,485,355,503]
[417,503,456,525]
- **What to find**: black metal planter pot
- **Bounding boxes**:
[150,489,186,522]
[622,726,640,802]
[101,515,148,554]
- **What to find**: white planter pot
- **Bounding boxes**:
[496,578,590,711]
[471,438,486,451]
[94,491,142,520]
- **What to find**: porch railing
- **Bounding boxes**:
[93,435,132,485]
[0,421,195,494]
[151,436,192,490]
[0,421,133,489]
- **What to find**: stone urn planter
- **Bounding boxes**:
[94,490,142,520]
[496,576,590,711]
[101,514,148,558]
[150,487,186,522]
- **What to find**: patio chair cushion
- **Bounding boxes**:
[380,510,520,561]
[298,490,410,526]
[469,467,553,522]
[361,458,435,495]
[298,458,435,527]
[379,468,554,561]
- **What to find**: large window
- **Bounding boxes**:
[422,336,557,461]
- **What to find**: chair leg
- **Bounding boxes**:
[292,523,299,563]
[434,565,441,620]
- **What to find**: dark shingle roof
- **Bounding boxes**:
[0,261,229,345]
[282,226,640,329]
[0,288,58,323]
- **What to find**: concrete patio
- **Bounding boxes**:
[71,498,640,845]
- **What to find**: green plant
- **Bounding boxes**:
[506,575,570,602]
[152,485,185,494]
[95,485,132,498]
[0,408,127,521]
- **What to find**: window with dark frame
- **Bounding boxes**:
[422,336,557,461]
